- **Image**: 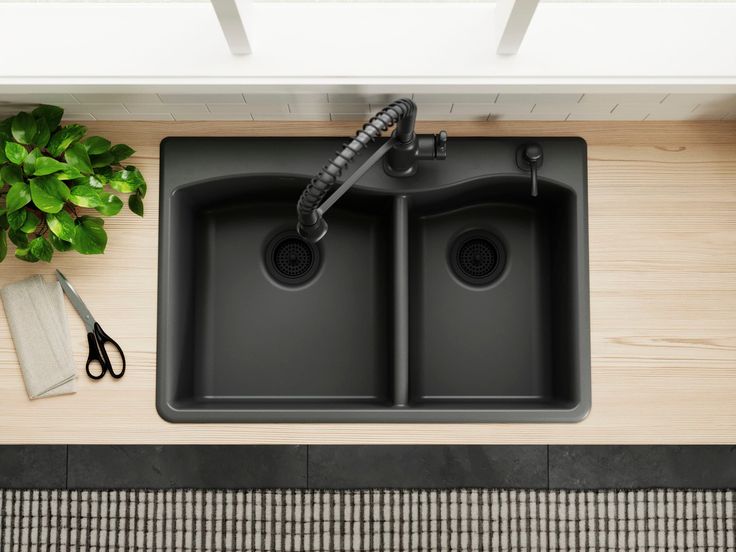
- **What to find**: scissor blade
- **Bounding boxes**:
[56,270,96,332]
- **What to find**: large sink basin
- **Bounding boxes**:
[157,137,590,422]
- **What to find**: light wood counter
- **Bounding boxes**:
[0,121,734,444]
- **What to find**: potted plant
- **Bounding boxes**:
[0,104,146,262]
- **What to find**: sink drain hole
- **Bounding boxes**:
[449,230,506,286]
[265,231,321,286]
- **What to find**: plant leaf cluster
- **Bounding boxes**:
[0,105,146,262]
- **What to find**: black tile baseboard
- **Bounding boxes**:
[0,445,67,488]
[308,445,548,489]
[67,445,307,489]
[549,445,736,489]
[1,445,735,490]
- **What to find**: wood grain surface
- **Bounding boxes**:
[0,120,734,444]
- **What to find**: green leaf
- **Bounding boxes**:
[1,165,24,187]
[126,165,147,198]
[33,118,51,149]
[109,144,135,163]
[33,156,69,176]
[69,184,101,208]
[83,136,111,155]
[128,193,144,217]
[109,167,144,194]
[29,175,70,213]
[54,165,82,181]
[30,236,53,262]
[11,112,37,145]
[0,212,8,230]
[47,124,86,157]
[31,105,64,132]
[0,141,7,163]
[72,215,107,254]
[0,229,7,262]
[6,182,32,212]
[20,210,40,233]
[95,165,113,178]
[0,118,11,141]
[4,142,27,165]
[14,247,39,263]
[64,143,93,175]
[8,228,29,248]
[49,233,73,252]
[74,174,106,189]
[90,152,114,168]
[7,208,26,230]
[96,192,123,216]
[23,147,41,175]
[46,211,75,241]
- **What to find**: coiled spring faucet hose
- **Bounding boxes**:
[296,98,417,242]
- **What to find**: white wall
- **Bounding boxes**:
[0,2,734,120]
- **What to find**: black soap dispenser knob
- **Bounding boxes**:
[516,143,543,197]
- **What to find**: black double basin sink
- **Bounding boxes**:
[157,137,590,422]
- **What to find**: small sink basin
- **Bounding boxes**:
[157,137,590,422]
[409,180,579,411]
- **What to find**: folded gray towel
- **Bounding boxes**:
[1,275,76,399]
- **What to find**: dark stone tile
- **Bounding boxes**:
[308,445,547,489]
[549,445,736,489]
[68,445,306,489]
[0,445,67,488]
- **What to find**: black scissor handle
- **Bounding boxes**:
[86,322,126,380]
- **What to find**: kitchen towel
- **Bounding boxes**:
[0,275,76,399]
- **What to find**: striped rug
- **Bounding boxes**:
[0,489,733,551]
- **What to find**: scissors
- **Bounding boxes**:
[56,270,126,380]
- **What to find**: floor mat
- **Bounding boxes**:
[0,488,733,551]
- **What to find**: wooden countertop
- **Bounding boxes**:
[0,120,734,444]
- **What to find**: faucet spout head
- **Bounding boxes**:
[297,215,328,243]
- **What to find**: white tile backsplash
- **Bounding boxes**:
[290,103,370,114]
[246,93,328,104]
[125,103,209,114]
[661,93,736,107]
[61,113,95,121]
[579,93,667,105]
[73,93,163,104]
[62,103,128,115]
[173,113,253,121]
[2,92,733,122]
[207,103,289,114]
[252,113,331,121]
[0,104,41,115]
[532,103,601,115]
[645,110,727,121]
[329,113,376,121]
[329,93,412,104]
[87,113,174,121]
[452,103,537,116]
[492,113,570,121]
[496,93,581,105]
[371,103,452,114]
[159,93,245,104]
[0,94,78,104]
[413,93,496,103]
[418,113,489,121]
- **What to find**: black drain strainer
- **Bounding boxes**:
[265,231,321,286]
[449,230,506,286]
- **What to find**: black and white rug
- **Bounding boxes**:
[0,489,733,551]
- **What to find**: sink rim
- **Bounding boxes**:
[157,136,591,423]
